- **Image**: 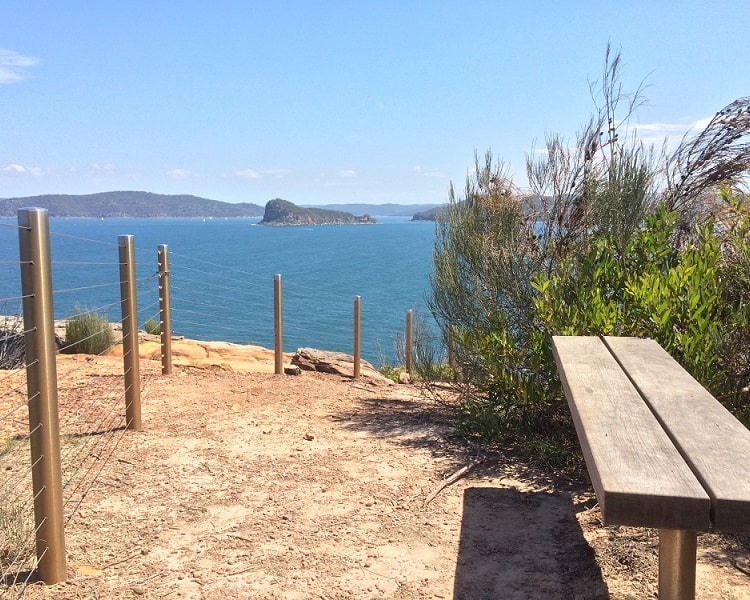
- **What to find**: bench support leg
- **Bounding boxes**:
[659,529,697,600]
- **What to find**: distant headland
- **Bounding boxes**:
[0,191,265,219]
[0,191,445,221]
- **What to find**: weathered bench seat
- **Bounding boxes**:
[552,335,750,599]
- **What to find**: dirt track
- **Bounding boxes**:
[4,352,750,599]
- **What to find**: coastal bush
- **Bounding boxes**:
[394,310,453,382]
[0,493,34,572]
[429,46,750,465]
[377,310,455,384]
[0,315,25,370]
[713,188,750,424]
[0,441,35,577]
[62,309,114,355]
[144,318,161,335]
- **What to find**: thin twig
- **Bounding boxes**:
[227,565,256,577]
[226,533,253,543]
[423,457,485,506]
[102,551,141,570]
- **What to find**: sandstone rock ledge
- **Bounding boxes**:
[292,347,394,385]
[106,336,394,384]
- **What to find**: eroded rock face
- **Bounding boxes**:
[292,347,393,385]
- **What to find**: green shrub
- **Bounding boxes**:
[63,309,114,355]
[534,206,726,389]
[0,497,34,572]
[427,46,750,466]
[378,364,406,383]
[144,318,161,335]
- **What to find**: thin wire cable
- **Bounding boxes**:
[53,281,121,295]
[58,378,123,438]
[0,362,30,387]
[0,221,25,230]
[136,271,159,288]
[169,251,269,281]
[48,230,119,247]
[139,299,159,315]
[63,423,130,525]
[57,324,117,354]
[169,276,259,297]
[52,260,120,266]
[0,294,32,304]
[1,453,40,508]
[0,386,38,424]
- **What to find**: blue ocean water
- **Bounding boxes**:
[0,216,438,365]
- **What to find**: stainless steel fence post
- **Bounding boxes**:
[353,296,361,379]
[17,207,67,584]
[118,235,142,430]
[157,244,172,375]
[274,274,283,375]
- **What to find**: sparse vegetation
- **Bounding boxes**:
[144,318,161,335]
[62,308,114,355]
[0,494,34,573]
[428,46,750,466]
[0,315,25,370]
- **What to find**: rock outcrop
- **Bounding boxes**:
[260,199,376,226]
[292,347,393,385]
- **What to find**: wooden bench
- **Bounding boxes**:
[552,335,750,600]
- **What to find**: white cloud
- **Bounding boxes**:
[0,49,40,84]
[632,117,713,148]
[236,168,263,180]
[413,165,444,178]
[92,162,115,175]
[235,168,290,180]
[526,117,715,156]
[1,163,44,176]
[167,168,198,179]
[338,169,357,178]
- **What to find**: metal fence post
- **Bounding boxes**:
[274,274,283,375]
[405,309,413,374]
[17,207,67,584]
[118,235,142,430]
[157,244,172,375]
[353,296,361,379]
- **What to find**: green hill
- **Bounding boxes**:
[304,203,442,217]
[411,206,447,221]
[0,191,264,218]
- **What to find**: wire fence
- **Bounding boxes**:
[0,210,438,597]
[166,249,422,365]
[0,214,156,595]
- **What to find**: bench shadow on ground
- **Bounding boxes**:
[454,487,609,599]
[337,395,609,598]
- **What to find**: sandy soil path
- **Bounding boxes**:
[3,346,749,599]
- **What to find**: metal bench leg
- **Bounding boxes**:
[659,529,697,600]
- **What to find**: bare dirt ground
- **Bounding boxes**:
[3,345,750,599]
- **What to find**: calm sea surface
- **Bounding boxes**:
[0,216,437,365]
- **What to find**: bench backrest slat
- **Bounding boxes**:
[552,335,710,530]
[603,336,750,533]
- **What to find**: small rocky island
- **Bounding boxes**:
[259,198,376,226]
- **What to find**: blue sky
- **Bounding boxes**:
[1,1,748,205]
